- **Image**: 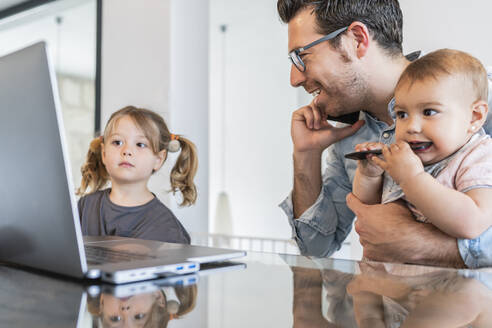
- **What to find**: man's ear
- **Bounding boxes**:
[468,100,488,133]
[153,149,167,172]
[347,21,370,59]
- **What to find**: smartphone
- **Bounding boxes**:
[344,149,382,160]
[326,111,360,125]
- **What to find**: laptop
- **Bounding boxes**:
[0,41,245,284]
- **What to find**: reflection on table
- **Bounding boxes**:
[1,252,491,327]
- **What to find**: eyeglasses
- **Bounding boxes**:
[288,26,348,72]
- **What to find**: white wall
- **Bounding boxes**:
[209,0,295,239]
[169,0,209,234]
[400,0,492,65]
[101,0,209,235]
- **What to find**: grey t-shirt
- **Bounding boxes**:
[78,189,190,244]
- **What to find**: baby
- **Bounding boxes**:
[353,49,492,239]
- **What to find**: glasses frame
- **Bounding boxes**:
[289,26,349,72]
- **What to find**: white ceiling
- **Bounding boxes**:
[0,0,31,12]
[0,0,96,78]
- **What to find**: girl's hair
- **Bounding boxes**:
[77,106,198,206]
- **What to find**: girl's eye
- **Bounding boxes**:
[109,315,121,322]
[136,142,147,148]
[111,140,123,146]
[134,313,146,320]
[396,111,407,119]
[423,108,437,116]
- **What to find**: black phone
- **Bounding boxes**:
[344,149,382,160]
[326,111,360,125]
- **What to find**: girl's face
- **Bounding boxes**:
[100,292,162,328]
[394,75,478,165]
[101,115,165,186]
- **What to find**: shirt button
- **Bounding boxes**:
[382,132,390,139]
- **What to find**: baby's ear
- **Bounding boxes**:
[469,100,488,133]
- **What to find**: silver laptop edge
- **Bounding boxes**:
[44,42,89,275]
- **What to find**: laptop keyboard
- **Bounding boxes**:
[84,245,157,265]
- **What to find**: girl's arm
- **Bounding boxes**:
[401,173,492,239]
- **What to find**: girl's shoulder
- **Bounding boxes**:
[78,189,109,207]
[146,196,178,219]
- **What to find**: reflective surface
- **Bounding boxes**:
[1,252,491,327]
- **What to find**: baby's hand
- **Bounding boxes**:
[354,142,385,177]
[371,141,424,185]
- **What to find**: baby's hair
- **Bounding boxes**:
[77,106,198,206]
[396,48,488,102]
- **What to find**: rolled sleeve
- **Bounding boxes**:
[280,189,339,256]
[458,226,492,269]
[279,145,356,258]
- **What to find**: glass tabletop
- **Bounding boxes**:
[1,252,491,327]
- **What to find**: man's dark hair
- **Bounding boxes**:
[277,0,403,56]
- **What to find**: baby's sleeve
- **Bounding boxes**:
[455,139,492,192]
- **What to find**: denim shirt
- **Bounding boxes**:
[280,70,492,268]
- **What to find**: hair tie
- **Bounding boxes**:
[168,134,180,152]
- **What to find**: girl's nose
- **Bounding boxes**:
[122,146,133,156]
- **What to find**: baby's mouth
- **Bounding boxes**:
[409,141,433,152]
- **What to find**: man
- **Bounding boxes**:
[277,0,492,268]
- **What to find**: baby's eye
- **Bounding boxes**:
[396,111,407,119]
[109,315,122,322]
[423,108,437,116]
[136,142,147,148]
[134,313,146,320]
[111,140,123,146]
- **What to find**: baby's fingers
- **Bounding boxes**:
[370,155,387,169]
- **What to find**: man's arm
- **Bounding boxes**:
[281,150,359,257]
[346,193,465,268]
[290,104,364,218]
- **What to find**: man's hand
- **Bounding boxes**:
[291,102,364,153]
[346,193,465,268]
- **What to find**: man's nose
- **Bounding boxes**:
[290,64,306,87]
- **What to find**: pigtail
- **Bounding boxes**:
[170,136,198,206]
[76,137,109,196]
[175,285,198,317]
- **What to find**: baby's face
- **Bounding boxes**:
[394,75,476,165]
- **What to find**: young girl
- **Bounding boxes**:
[77,106,198,244]
[352,49,492,240]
